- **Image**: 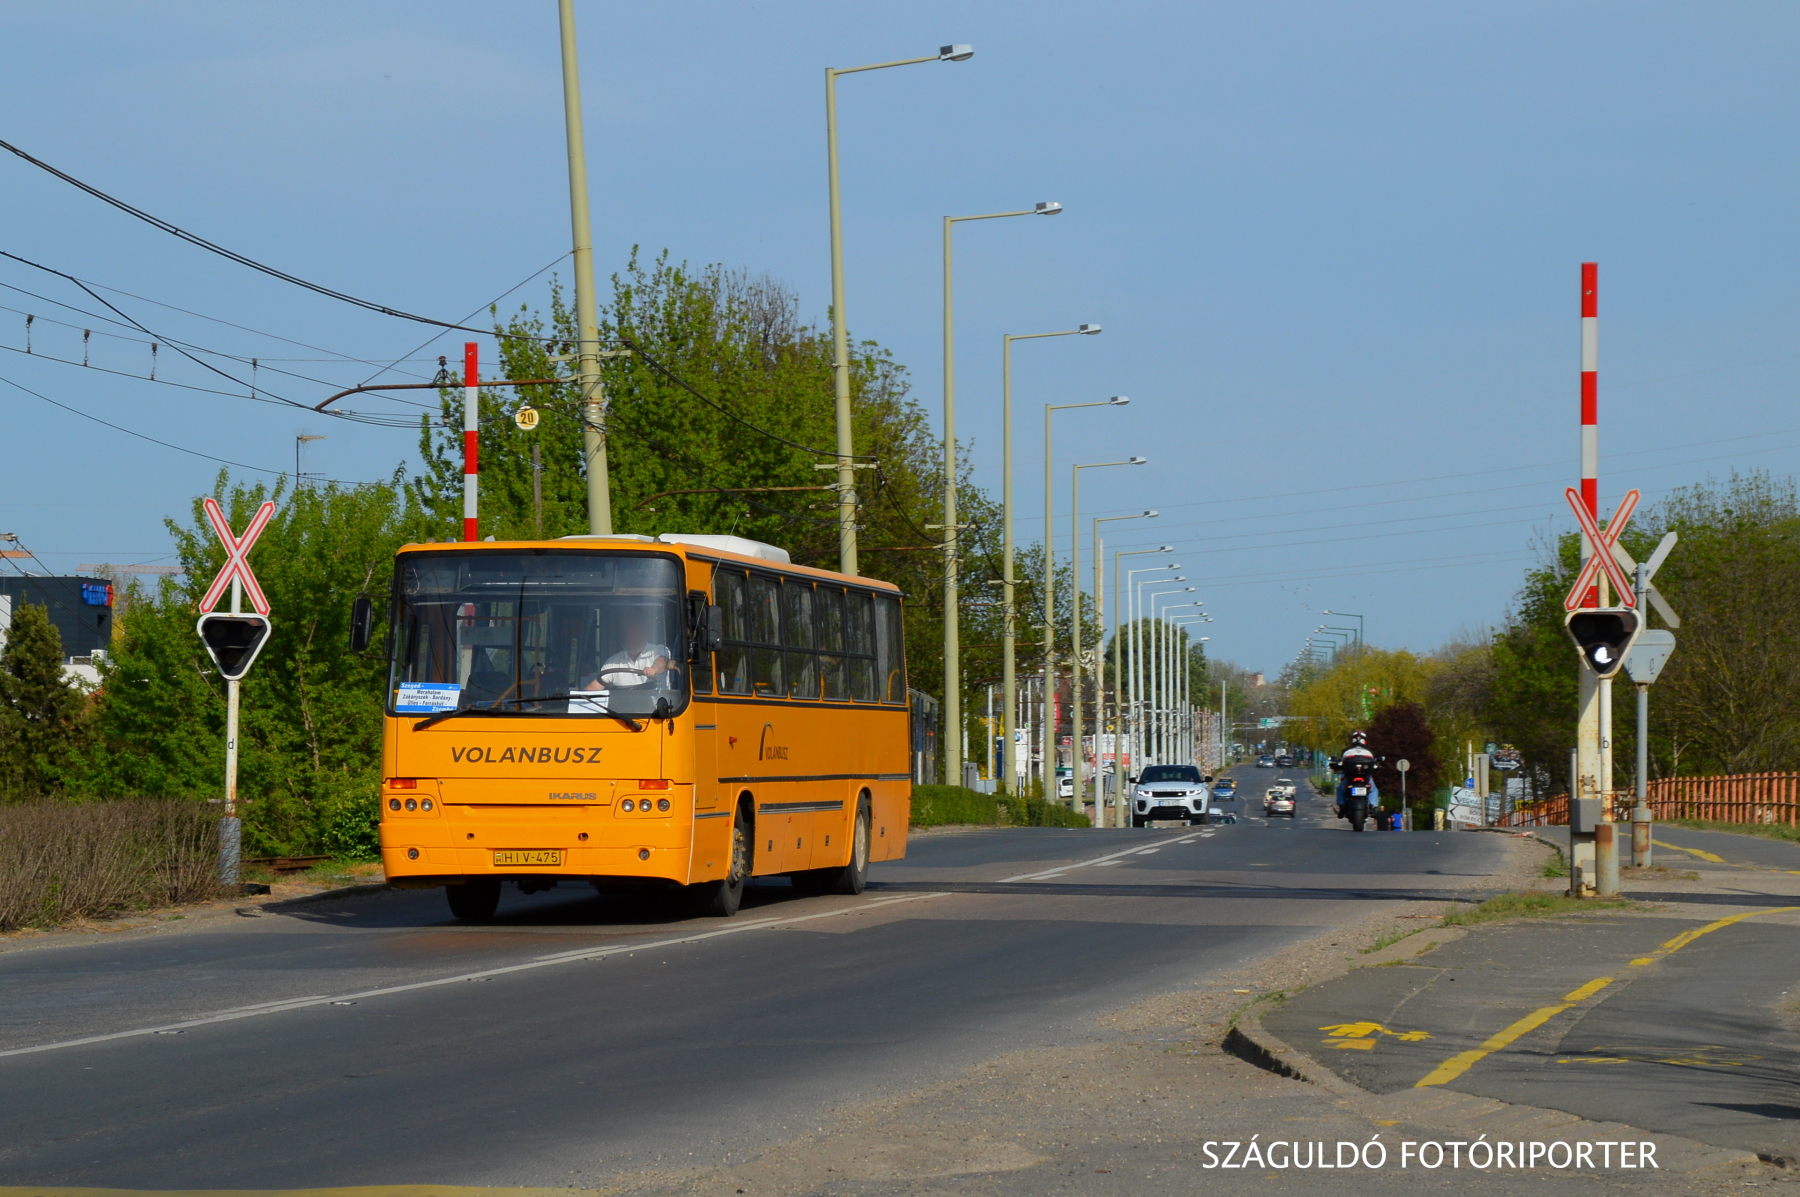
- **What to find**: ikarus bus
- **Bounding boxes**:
[352,533,913,919]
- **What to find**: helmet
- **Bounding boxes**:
[1349,730,1369,746]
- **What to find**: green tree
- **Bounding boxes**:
[83,473,413,856]
[0,601,93,798]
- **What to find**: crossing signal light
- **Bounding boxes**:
[1564,608,1640,679]
[196,613,273,681]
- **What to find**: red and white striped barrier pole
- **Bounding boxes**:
[1579,262,1598,606]
[463,341,479,542]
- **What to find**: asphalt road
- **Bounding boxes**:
[0,765,1509,1190]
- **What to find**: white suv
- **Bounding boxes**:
[1132,765,1211,827]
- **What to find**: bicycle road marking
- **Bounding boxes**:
[1415,906,1798,1088]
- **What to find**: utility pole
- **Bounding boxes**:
[558,0,611,535]
[1573,262,1600,894]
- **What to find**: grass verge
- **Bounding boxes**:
[1663,817,1800,844]
[1442,891,1634,927]
[0,800,221,930]
[910,785,1090,829]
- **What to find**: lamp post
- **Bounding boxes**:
[1092,511,1156,823]
[1116,549,1175,823]
[1042,397,1129,797]
[826,43,973,573]
[1127,563,1179,786]
[999,325,1100,794]
[1153,595,1201,764]
[1171,616,1208,764]
[1136,578,1189,764]
[941,201,1064,789]
[1070,457,1147,824]
[1322,609,1364,655]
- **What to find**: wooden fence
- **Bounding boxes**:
[1501,772,1800,828]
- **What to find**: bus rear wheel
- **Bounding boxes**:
[792,796,871,896]
[694,804,750,917]
[446,877,501,921]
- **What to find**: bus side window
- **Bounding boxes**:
[875,594,905,704]
[816,586,846,700]
[782,579,818,700]
[844,590,876,702]
[749,574,784,697]
[715,569,750,695]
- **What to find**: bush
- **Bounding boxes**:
[909,785,1091,829]
[0,801,221,930]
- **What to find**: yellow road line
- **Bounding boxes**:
[1416,906,1798,1087]
[1652,838,1726,864]
[1562,977,1612,1002]
[1416,1004,1572,1087]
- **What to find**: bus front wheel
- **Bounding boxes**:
[694,803,751,917]
[446,877,501,921]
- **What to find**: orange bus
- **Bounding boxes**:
[356,533,913,919]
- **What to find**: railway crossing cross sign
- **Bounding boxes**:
[198,498,275,615]
[1563,488,1639,610]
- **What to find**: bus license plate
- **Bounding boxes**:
[493,849,562,867]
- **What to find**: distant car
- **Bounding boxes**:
[1057,775,1074,800]
[1256,755,1276,768]
[1264,787,1296,818]
[1132,764,1210,827]
[1211,778,1238,801]
[1275,754,1293,767]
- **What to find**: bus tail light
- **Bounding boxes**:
[388,778,418,789]
[640,779,670,790]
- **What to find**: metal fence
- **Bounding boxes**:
[1501,771,1800,828]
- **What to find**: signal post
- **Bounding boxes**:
[195,499,276,888]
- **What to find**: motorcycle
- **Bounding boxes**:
[1331,755,1380,833]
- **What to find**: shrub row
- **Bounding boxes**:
[910,785,1091,829]
[0,801,221,930]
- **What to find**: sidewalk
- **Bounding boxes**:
[1253,844,1800,1165]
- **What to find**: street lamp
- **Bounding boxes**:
[1322,609,1365,654]
[1171,616,1209,766]
[1115,549,1175,823]
[1069,458,1146,823]
[1042,396,1129,796]
[999,324,1101,795]
[826,44,974,574]
[1091,511,1155,822]
[1135,575,1187,764]
[1147,587,1196,764]
[941,200,1065,789]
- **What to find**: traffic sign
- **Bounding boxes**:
[1395,759,1410,773]
[1565,608,1641,678]
[1622,629,1676,685]
[515,406,540,431]
[1563,488,1639,610]
[1610,530,1682,629]
[198,499,275,616]
[196,613,273,680]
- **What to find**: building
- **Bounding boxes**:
[0,575,114,688]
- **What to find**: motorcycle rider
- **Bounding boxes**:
[1334,730,1380,820]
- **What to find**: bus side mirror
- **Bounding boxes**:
[350,595,375,654]
[686,592,723,660]
[707,605,723,650]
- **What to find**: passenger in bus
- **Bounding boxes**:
[571,611,674,711]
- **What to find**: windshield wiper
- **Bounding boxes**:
[410,706,558,732]
[510,694,645,732]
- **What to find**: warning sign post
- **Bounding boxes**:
[195,499,275,886]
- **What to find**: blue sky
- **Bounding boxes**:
[2,2,1796,673]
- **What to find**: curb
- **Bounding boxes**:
[236,882,390,917]
[1224,1004,1761,1175]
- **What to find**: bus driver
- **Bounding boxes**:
[571,610,674,712]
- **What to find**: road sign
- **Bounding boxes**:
[1395,759,1410,773]
[198,499,275,616]
[1611,530,1682,629]
[1623,629,1676,685]
[515,406,540,431]
[1565,608,1641,678]
[196,613,273,680]
[1564,488,1639,610]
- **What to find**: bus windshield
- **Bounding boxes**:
[390,551,688,718]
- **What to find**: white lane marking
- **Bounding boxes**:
[1200,832,1216,838]
[998,839,1179,882]
[1094,861,1121,868]
[1175,836,1201,844]
[1136,848,1160,855]
[0,892,950,1060]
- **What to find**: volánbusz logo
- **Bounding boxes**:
[449,745,603,765]
[758,722,788,761]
